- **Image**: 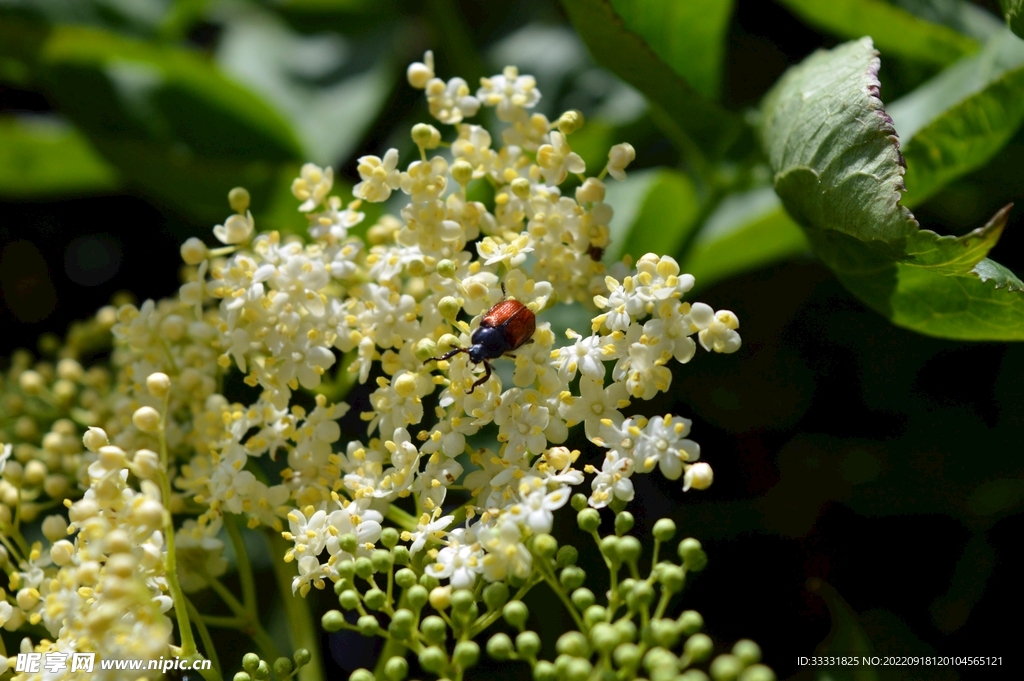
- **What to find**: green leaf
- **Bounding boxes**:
[604,168,700,264]
[761,37,1024,340]
[777,0,980,65]
[890,29,1024,206]
[1001,0,1024,40]
[216,9,396,167]
[811,582,882,681]
[679,187,810,290]
[892,0,1005,43]
[36,24,303,221]
[607,0,733,100]
[0,115,120,197]
[560,0,741,157]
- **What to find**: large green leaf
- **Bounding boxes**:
[777,0,979,65]
[560,0,740,157]
[607,0,733,100]
[889,29,1024,206]
[0,115,120,197]
[1001,0,1024,40]
[679,187,810,290]
[604,168,700,263]
[761,37,1024,340]
[811,582,881,681]
[34,24,303,221]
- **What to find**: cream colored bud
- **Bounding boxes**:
[134,498,165,532]
[180,237,207,265]
[438,296,461,322]
[44,475,69,499]
[407,259,426,278]
[414,338,438,362]
[607,143,636,181]
[98,445,127,471]
[82,427,109,453]
[228,186,251,213]
[451,160,474,187]
[16,588,40,611]
[42,432,63,454]
[436,259,456,278]
[160,314,187,341]
[1,485,18,509]
[131,449,160,479]
[77,560,100,585]
[18,370,44,395]
[510,177,531,200]
[576,177,606,204]
[2,463,22,484]
[56,358,83,381]
[3,607,25,631]
[132,406,162,433]
[394,373,419,399]
[437,334,460,353]
[69,498,99,523]
[102,529,131,555]
[52,379,76,404]
[106,553,138,579]
[50,540,75,566]
[146,372,171,398]
[683,462,713,491]
[412,123,442,149]
[556,109,585,135]
[23,460,46,486]
[42,514,68,542]
[429,585,452,610]
[407,52,435,89]
[14,416,37,440]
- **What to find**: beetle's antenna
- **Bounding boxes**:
[425,347,466,364]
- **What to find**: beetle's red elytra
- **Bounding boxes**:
[426,284,536,393]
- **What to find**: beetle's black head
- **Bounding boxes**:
[468,325,508,362]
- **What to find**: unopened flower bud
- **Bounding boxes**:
[684,462,713,491]
[132,406,161,433]
[82,427,108,453]
[556,110,584,135]
[180,237,208,265]
[412,123,441,149]
[576,177,606,204]
[510,177,531,199]
[413,338,438,362]
[23,460,45,486]
[132,449,160,479]
[98,445,126,471]
[228,186,251,213]
[51,540,74,566]
[438,296,461,322]
[146,372,170,398]
[18,370,44,395]
[451,160,474,186]
[41,514,68,541]
[710,654,743,681]
[428,585,452,611]
[407,52,435,89]
[607,143,635,181]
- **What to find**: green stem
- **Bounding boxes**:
[185,595,222,678]
[267,531,325,681]
[385,504,418,533]
[204,574,282,663]
[225,514,258,613]
[200,615,246,628]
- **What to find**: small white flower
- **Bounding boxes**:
[689,303,742,353]
[213,211,254,245]
[606,143,636,181]
[477,66,541,121]
[407,50,435,89]
[403,511,453,555]
[426,77,480,124]
[292,163,334,212]
[560,377,630,441]
[536,132,585,184]
[507,478,570,534]
[633,414,700,480]
[354,149,402,203]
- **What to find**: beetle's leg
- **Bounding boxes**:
[466,361,492,394]
[426,347,465,364]
[500,282,506,299]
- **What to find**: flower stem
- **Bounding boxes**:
[185,595,222,678]
[225,513,257,612]
[267,530,325,681]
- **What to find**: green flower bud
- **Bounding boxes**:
[487,633,513,660]
[614,619,637,643]
[515,630,541,658]
[381,527,399,548]
[418,646,447,674]
[510,177,531,199]
[710,654,743,681]
[571,587,595,610]
[599,535,620,562]
[627,581,655,610]
[618,535,641,563]
[293,649,312,667]
[413,339,438,363]
[678,610,704,635]
[348,670,374,681]
[642,648,675,674]
[436,259,456,278]
[508,571,527,589]
[556,110,585,135]
[533,661,558,681]
[556,631,589,658]
[571,493,588,511]
[272,658,293,678]
[420,615,447,645]
[577,508,601,533]
[439,296,462,322]
[483,582,510,611]
[364,588,387,611]
[556,545,578,568]
[254,660,271,681]
[609,496,628,514]
[503,600,529,630]
[614,642,641,669]
[615,511,634,536]
[559,565,586,591]
[393,545,410,565]
[419,573,440,590]
[453,641,480,669]
[681,671,711,681]
[407,584,428,610]
[407,259,426,278]
[533,533,558,558]
[339,533,358,555]
[589,622,620,650]
[738,664,775,681]
[357,615,379,637]
[583,605,607,627]
[322,610,345,632]
[389,609,415,637]
[384,656,408,681]
[234,673,251,681]
[649,618,679,649]
[451,160,474,187]
[371,549,394,573]
[354,556,374,580]
[685,633,714,662]
[679,538,708,572]
[333,579,347,595]
[660,564,685,593]
[242,654,260,673]
[337,561,356,580]
[566,658,593,681]
[412,123,441,149]
[228,187,251,214]
[653,518,677,542]
[395,568,417,589]
[451,588,475,613]
[732,639,761,666]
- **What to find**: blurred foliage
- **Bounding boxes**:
[3,0,1024,679]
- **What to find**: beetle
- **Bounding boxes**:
[427,284,536,393]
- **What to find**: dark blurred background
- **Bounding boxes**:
[3,1,1023,679]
